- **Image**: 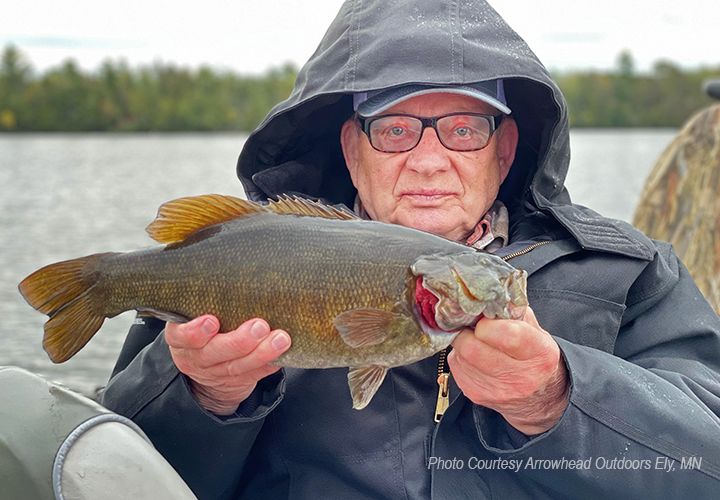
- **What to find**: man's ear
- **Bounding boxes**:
[496,117,519,182]
[340,119,361,184]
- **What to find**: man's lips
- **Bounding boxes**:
[400,190,456,204]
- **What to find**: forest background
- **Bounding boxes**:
[0,46,718,132]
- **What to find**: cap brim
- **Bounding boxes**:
[357,85,511,116]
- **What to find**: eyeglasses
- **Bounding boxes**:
[358,113,505,153]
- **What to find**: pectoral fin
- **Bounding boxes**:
[348,365,388,410]
[333,308,402,347]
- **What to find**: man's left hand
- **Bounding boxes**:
[448,306,569,435]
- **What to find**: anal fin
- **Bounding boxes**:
[347,365,389,410]
[136,308,192,324]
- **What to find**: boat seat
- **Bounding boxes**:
[0,366,197,500]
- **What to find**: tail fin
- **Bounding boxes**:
[18,253,114,363]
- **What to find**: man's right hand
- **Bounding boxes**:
[165,316,291,416]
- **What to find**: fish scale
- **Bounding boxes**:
[19,194,528,409]
[88,215,438,366]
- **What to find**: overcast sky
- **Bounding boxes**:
[2,0,719,76]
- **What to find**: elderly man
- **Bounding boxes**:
[101,0,720,499]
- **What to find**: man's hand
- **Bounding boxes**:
[448,307,569,435]
[165,316,291,416]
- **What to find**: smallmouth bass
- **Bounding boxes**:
[19,195,528,409]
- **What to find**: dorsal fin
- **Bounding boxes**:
[146,194,359,244]
[146,194,270,244]
[268,196,360,220]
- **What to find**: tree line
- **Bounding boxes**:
[556,52,719,127]
[1,46,718,132]
[0,46,296,132]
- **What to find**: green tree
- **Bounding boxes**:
[611,51,636,126]
[0,45,31,130]
[555,50,717,128]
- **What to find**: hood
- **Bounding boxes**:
[236,0,654,260]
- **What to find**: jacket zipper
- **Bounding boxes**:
[433,240,551,422]
[500,239,551,261]
[434,350,451,422]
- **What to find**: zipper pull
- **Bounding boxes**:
[434,372,450,422]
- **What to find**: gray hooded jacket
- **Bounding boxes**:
[101,1,720,498]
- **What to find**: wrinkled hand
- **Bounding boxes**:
[165,316,291,416]
[448,307,569,435]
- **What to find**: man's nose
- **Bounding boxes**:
[404,128,452,174]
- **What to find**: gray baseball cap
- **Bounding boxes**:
[354,79,511,117]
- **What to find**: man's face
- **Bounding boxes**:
[341,93,518,242]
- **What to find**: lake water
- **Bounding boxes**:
[0,129,678,395]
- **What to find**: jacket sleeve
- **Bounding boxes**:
[100,318,285,500]
[463,242,720,498]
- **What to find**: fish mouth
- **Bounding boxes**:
[412,302,461,349]
[414,275,481,333]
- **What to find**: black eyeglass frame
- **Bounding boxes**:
[357,112,506,153]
